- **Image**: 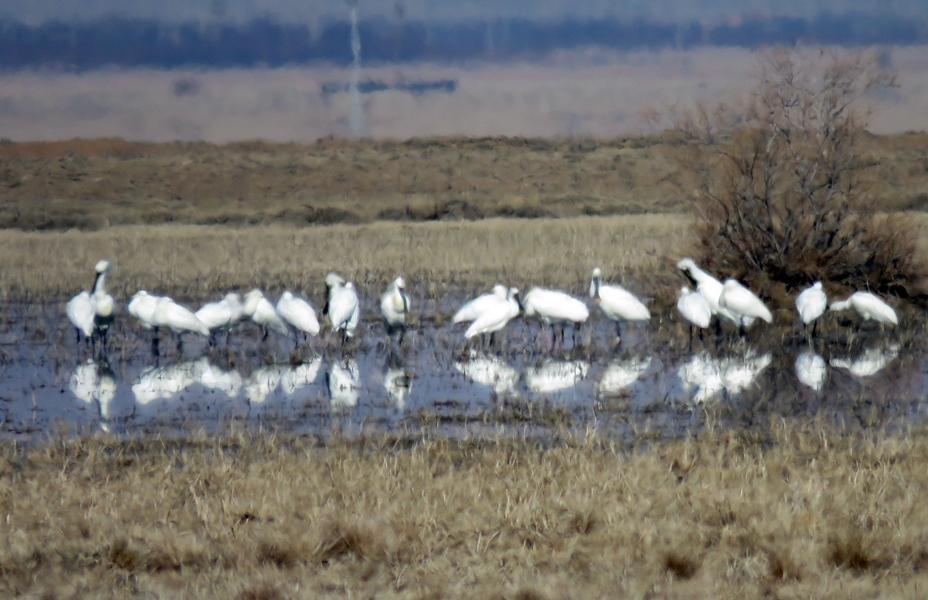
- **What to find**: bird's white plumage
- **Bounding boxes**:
[719,279,773,324]
[521,288,589,324]
[676,286,712,328]
[830,291,898,326]
[196,293,245,331]
[589,268,650,322]
[796,282,827,325]
[464,287,520,339]
[676,258,724,314]
[67,291,95,337]
[67,259,115,339]
[152,299,210,336]
[380,276,409,328]
[244,289,289,335]
[453,284,508,324]
[128,290,165,329]
[276,291,320,335]
[326,274,360,337]
[795,351,827,391]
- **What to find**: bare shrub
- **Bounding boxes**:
[658,48,925,298]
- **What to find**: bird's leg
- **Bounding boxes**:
[209,331,217,348]
[615,320,622,347]
[152,328,160,359]
[75,328,81,346]
[688,325,694,353]
[177,333,184,355]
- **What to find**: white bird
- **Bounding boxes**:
[795,351,827,392]
[597,356,652,397]
[464,287,521,343]
[276,291,321,341]
[196,293,245,343]
[524,360,589,393]
[589,267,650,342]
[381,276,410,339]
[127,290,165,329]
[453,284,508,324]
[325,273,360,342]
[521,287,589,348]
[456,354,519,395]
[151,299,210,337]
[830,345,899,378]
[829,291,898,327]
[243,289,289,337]
[796,282,827,334]
[677,286,712,347]
[718,279,773,334]
[676,258,750,330]
[66,260,115,351]
[328,359,361,408]
[676,258,724,313]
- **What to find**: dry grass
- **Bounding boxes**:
[0,215,692,302]
[4,424,928,598]
[0,130,926,231]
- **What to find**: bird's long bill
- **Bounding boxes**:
[590,277,601,303]
[515,293,523,313]
[402,292,410,315]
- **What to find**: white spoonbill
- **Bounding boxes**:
[676,258,751,330]
[151,298,210,350]
[796,282,827,335]
[464,287,521,345]
[718,279,773,334]
[243,289,289,337]
[325,273,360,342]
[829,291,898,327]
[67,260,115,351]
[677,286,712,347]
[521,287,589,348]
[380,276,410,338]
[196,292,245,344]
[452,284,508,324]
[589,267,650,342]
[276,291,321,341]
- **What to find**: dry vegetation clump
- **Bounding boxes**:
[4,424,928,597]
[661,49,928,300]
[0,215,692,302]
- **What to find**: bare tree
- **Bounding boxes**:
[660,48,923,299]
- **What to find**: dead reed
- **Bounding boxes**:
[3,423,928,598]
[0,215,692,302]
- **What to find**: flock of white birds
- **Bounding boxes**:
[65,256,900,355]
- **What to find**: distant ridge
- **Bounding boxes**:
[0,13,925,70]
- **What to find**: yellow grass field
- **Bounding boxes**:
[3,424,928,599]
[0,215,692,302]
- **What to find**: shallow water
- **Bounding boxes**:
[2,301,927,443]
